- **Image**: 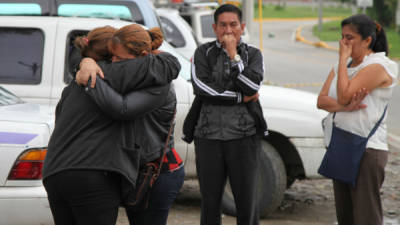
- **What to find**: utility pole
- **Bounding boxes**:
[397,0,400,32]
[318,0,323,32]
[242,0,254,35]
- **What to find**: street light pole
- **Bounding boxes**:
[318,0,323,32]
[243,0,254,35]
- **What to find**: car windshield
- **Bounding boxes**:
[0,86,24,106]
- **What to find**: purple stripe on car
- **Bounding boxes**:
[0,132,38,144]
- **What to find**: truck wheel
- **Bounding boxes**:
[221,141,287,218]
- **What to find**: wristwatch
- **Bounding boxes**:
[233,54,241,63]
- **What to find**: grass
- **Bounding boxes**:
[386,29,400,59]
[313,20,400,59]
[254,4,352,19]
[312,20,342,42]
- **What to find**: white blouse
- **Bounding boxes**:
[323,52,399,151]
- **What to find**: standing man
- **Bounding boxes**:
[191,4,264,225]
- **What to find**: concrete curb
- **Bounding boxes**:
[295,25,338,51]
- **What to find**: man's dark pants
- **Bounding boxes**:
[194,135,260,225]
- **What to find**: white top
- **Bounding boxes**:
[323,52,399,151]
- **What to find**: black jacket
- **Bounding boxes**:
[86,79,177,164]
[43,52,181,188]
[187,40,267,141]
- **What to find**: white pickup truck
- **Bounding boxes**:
[0,15,327,224]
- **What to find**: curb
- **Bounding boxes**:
[295,25,338,51]
[388,133,400,150]
[253,17,343,22]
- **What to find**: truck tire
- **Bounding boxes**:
[221,141,287,218]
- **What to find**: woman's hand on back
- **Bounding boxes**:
[76,58,104,88]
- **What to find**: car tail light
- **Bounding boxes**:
[8,148,47,180]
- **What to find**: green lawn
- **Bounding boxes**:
[254,4,352,18]
[313,20,400,59]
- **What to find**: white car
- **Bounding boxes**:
[157,8,199,60]
[0,15,327,223]
[0,87,54,225]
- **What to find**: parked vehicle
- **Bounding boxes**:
[0,14,327,224]
[0,0,161,28]
[0,86,54,225]
[177,2,250,44]
[0,0,201,60]
[157,7,199,60]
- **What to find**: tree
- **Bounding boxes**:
[367,0,398,27]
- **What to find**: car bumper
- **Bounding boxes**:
[0,186,53,225]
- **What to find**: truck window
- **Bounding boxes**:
[0,3,41,15]
[200,14,216,38]
[64,30,89,84]
[0,28,44,84]
[56,1,144,25]
[159,16,186,48]
[58,4,132,21]
[0,0,51,15]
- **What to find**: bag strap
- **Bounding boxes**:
[332,104,388,139]
[367,104,388,139]
[154,108,177,178]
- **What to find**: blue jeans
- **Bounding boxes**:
[125,166,185,225]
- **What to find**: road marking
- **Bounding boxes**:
[254,17,343,22]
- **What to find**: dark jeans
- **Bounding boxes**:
[125,166,185,225]
[194,135,260,225]
[43,170,121,225]
[333,148,388,225]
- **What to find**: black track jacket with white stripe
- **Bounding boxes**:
[191,40,265,140]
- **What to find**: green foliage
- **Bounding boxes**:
[367,0,398,27]
[386,29,400,59]
[312,20,342,42]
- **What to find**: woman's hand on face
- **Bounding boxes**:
[76,58,104,88]
[343,88,368,112]
[339,39,352,61]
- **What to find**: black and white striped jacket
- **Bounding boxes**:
[191,40,265,140]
